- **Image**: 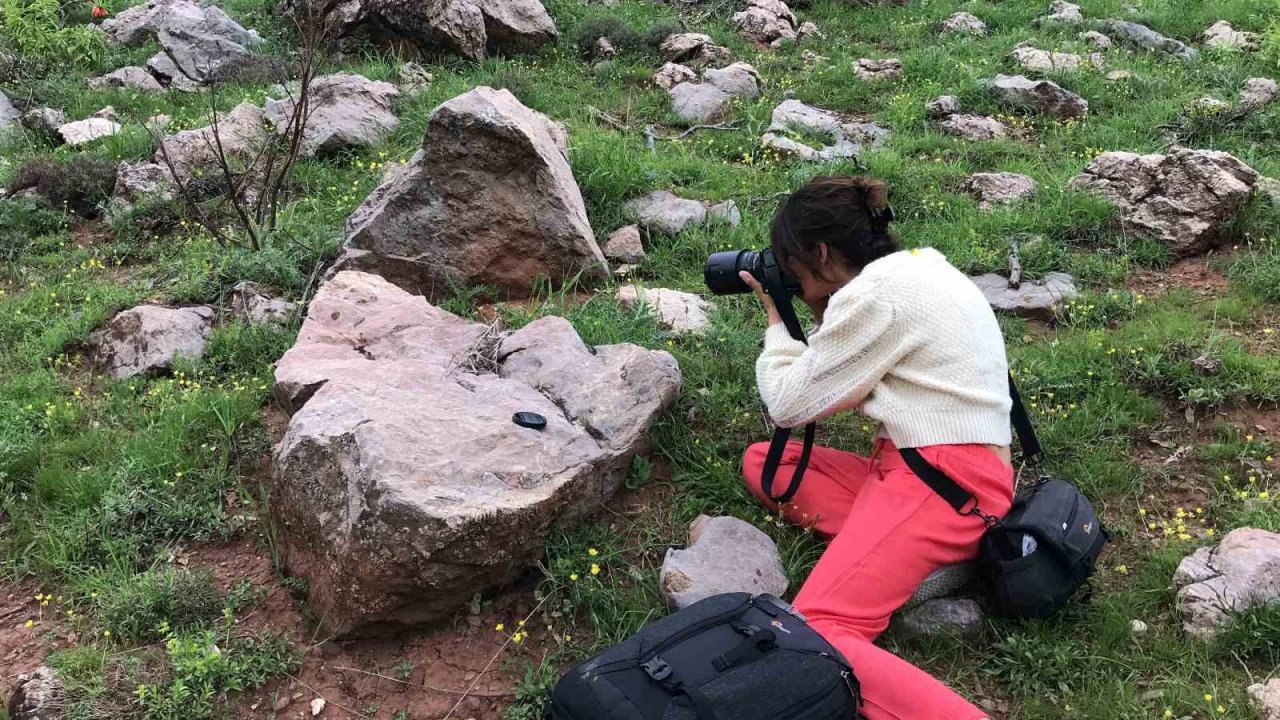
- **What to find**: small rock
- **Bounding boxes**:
[613,263,638,277]
[853,58,902,82]
[991,74,1088,119]
[1080,30,1112,50]
[593,36,616,59]
[618,286,710,335]
[969,272,1078,321]
[601,225,644,263]
[659,515,788,609]
[1173,527,1280,640]
[967,172,1037,209]
[1105,69,1134,84]
[1202,20,1258,51]
[114,160,175,203]
[1096,19,1198,60]
[706,199,741,226]
[732,0,798,46]
[653,62,697,90]
[273,694,292,712]
[895,598,985,641]
[1240,77,1278,108]
[58,116,123,146]
[1036,0,1083,26]
[704,62,763,99]
[88,305,216,379]
[797,21,822,40]
[939,114,1009,141]
[1130,619,1148,634]
[926,95,961,119]
[19,107,66,135]
[93,106,119,120]
[88,66,164,92]
[625,190,707,235]
[311,697,326,716]
[940,11,987,37]
[800,50,828,64]
[228,281,294,326]
[1248,679,1280,720]
[7,666,63,720]
[668,63,762,123]
[659,33,732,66]
[398,61,433,93]
[1010,44,1102,73]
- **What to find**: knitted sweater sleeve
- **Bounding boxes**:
[755,290,908,428]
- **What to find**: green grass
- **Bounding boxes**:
[2,0,1279,716]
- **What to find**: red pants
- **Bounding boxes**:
[743,439,1014,720]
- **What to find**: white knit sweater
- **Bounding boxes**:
[756,247,1012,447]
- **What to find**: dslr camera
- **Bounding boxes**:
[703,248,800,298]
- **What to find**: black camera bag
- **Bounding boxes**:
[545,592,863,720]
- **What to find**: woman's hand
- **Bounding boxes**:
[739,271,783,327]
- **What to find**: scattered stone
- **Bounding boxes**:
[895,598,985,641]
[991,74,1088,119]
[733,0,797,46]
[1188,96,1230,114]
[853,58,902,82]
[102,0,274,86]
[1010,44,1102,72]
[337,87,604,299]
[88,66,164,92]
[967,172,1037,209]
[1069,149,1258,256]
[618,286,710,335]
[114,161,175,202]
[706,199,741,226]
[1173,527,1280,640]
[1130,619,1148,634]
[273,694,292,712]
[1036,1,1083,27]
[970,272,1078,321]
[800,49,828,65]
[593,36,616,59]
[19,107,66,135]
[1096,19,1198,60]
[926,95,961,119]
[7,666,63,720]
[668,63,761,122]
[1080,30,1112,50]
[264,73,399,157]
[1249,679,1280,720]
[797,21,822,40]
[1105,69,1134,84]
[624,191,707,235]
[310,697,326,716]
[653,62,697,90]
[761,99,890,160]
[601,225,645,263]
[271,271,680,634]
[88,304,215,379]
[659,515,787,610]
[1241,77,1278,108]
[282,0,556,60]
[940,12,986,36]
[156,101,270,182]
[660,33,732,66]
[93,106,119,120]
[228,281,294,326]
[58,116,123,146]
[939,114,1009,141]
[398,62,433,93]
[0,91,19,130]
[1202,20,1258,51]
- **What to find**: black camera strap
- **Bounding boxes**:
[758,269,815,505]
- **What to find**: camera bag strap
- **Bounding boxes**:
[759,272,817,505]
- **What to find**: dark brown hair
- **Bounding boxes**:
[770,175,900,276]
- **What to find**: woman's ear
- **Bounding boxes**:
[817,242,830,266]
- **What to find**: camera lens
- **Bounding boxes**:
[704,250,758,295]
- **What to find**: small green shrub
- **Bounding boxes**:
[7,156,118,218]
[98,567,225,643]
[1,0,104,66]
[0,198,66,262]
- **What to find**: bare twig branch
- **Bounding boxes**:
[656,122,740,140]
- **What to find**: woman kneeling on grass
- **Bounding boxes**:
[739,175,1013,720]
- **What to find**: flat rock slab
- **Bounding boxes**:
[939,114,1008,140]
[58,117,123,146]
[894,598,984,641]
[1202,21,1258,51]
[660,515,788,610]
[624,191,707,234]
[992,74,1088,119]
[1249,679,1280,720]
[1069,148,1258,256]
[1010,45,1102,73]
[271,271,681,635]
[1173,527,1280,640]
[264,73,399,157]
[761,99,890,160]
[1096,19,1198,60]
[337,86,605,299]
[88,66,164,92]
[970,272,1078,321]
[617,286,710,335]
[968,172,1037,209]
[88,304,215,379]
[854,58,902,81]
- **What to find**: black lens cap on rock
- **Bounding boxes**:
[512,412,547,430]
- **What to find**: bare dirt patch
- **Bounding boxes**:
[1128,255,1230,300]
[0,581,71,703]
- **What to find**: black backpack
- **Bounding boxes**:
[545,592,863,720]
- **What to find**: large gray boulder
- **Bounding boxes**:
[1069,149,1258,256]
[282,0,555,61]
[1174,527,1280,640]
[7,666,62,720]
[1096,19,1198,60]
[155,101,271,183]
[271,271,681,635]
[88,304,215,379]
[668,63,761,122]
[617,286,710,335]
[101,0,272,86]
[264,73,399,157]
[970,272,1078,321]
[991,74,1088,119]
[336,87,604,300]
[760,99,890,161]
[660,515,788,610]
[733,0,798,46]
